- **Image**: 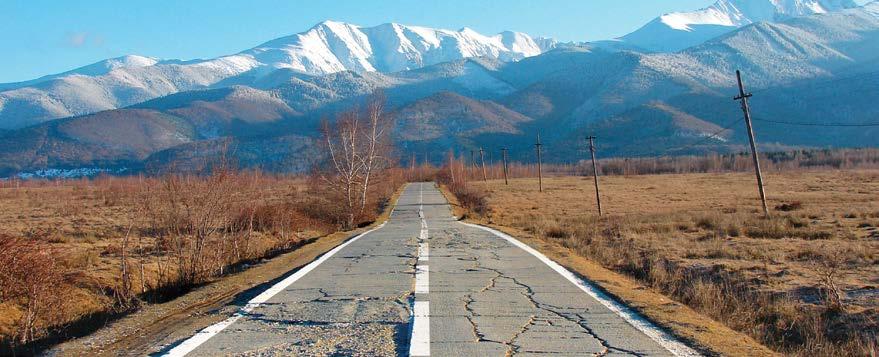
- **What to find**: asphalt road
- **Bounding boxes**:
[163,183,697,356]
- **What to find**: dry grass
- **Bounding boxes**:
[465,170,879,356]
[0,170,404,352]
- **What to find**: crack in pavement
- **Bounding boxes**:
[447,223,643,357]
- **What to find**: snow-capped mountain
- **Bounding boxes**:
[2,4,878,176]
[620,0,860,52]
[241,21,553,75]
[0,21,555,129]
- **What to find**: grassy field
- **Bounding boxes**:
[0,172,402,352]
[465,170,878,356]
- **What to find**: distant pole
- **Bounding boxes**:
[535,133,543,192]
[501,148,509,185]
[410,153,416,181]
[734,70,769,217]
[470,149,476,179]
[587,136,603,216]
[449,151,456,185]
[479,148,487,182]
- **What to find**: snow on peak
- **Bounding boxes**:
[672,0,859,27]
[623,0,859,51]
[865,1,879,15]
[238,21,555,75]
[0,21,557,129]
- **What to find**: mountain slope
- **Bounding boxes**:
[0,22,555,130]
[2,6,878,175]
[620,0,859,52]
[395,91,531,142]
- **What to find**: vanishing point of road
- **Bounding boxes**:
[161,183,699,356]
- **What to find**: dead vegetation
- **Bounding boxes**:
[451,170,879,356]
[0,90,403,353]
[0,169,404,354]
[446,148,879,182]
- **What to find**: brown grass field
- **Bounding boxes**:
[461,170,878,356]
[0,171,403,353]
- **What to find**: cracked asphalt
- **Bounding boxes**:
[175,183,677,356]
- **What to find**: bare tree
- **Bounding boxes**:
[318,91,394,229]
[321,110,365,229]
[358,91,394,215]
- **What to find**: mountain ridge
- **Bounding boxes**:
[0,22,557,129]
[620,0,860,52]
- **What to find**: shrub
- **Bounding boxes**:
[0,234,69,346]
[451,184,490,217]
[775,201,803,212]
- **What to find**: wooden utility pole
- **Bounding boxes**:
[501,148,509,185]
[410,153,416,181]
[535,133,543,192]
[449,151,456,185]
[587,136,603,216]
[479,148,487,182]
[470,149,476,179]
[734,70,769,217]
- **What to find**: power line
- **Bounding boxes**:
[752,117,879,127]
[616,117,742,158]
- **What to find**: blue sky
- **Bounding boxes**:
[2,0,720,82]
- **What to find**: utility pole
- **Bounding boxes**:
[734,70,770,217]
[410,153,416,181]
[449,150,456,185]
[587,136,603,216]
[479,148,487,182]
[501,148,509,185]
[470,149,476,179]
[535,133,543,192]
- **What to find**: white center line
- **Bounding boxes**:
[410,182,430,357]
[418,242,429,261]
[415,264,430,294]
[409,301,431,357]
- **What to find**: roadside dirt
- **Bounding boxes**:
[438,183,778,356]
[48,187,404,356]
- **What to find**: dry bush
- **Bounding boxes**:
[437,155,490,218]
[776,201,804,212]
[0,165,405,350]
[450,185,490,217]
[0,234,70,347]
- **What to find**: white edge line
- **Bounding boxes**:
[162,221,388,357]
[460,222,702,357]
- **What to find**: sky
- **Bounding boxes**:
[0,0,806,83]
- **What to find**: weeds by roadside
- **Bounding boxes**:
[0,169,404,353]
[451,172,879,356]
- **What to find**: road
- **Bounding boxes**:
[162,183,697,356]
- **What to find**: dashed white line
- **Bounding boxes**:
[410,182,431,356]
[418,242,429,261]
[409,301,431,357]
[415,264,430,294]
